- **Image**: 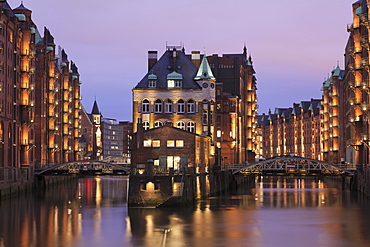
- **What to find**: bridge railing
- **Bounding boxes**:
[221,164,247,171]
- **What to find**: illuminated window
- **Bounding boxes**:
[165,99,172,113]
[142,99,150,113]
[152,140,160,147]
[154,99,162,113]
[167,140,175,147]
[176,140,184,147]
[168,80,175,88]
[187,122,195,133]
[177,121,185,130]
[177,99,185,113]
[143,140,151,147]
[187,99,195,113]
[217,130,222,138]
[143,121,149,130]
[154,121,163,128]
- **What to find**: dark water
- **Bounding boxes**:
[1,176,370,247]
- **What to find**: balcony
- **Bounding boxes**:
[361,57,369,70]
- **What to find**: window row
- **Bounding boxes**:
[142,121,196,133]
[143,139,184,148]
[141,99,196,114]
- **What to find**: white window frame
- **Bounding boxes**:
[177,121,185,130]
[177,99,185,113]
[187,100,195,113]
[142,99,150,113]
[165,99,172,113]
[143,121,150,130]
[187,122,195,133]
[154,99,162,113]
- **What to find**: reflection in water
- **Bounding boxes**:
[1,176,370,247]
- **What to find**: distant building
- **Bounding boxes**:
[83,100,132,163]
[259,99,321,159]
[102,118,124,160]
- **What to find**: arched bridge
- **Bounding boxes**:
[232,156,355,176]
[36,160,130,176]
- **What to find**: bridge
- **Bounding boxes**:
[36,160,130,176]
[232,156,355,176]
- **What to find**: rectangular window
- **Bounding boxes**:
[167,140,175,147]
[143,140,151,147]
[167,80,174,88]
[152,140,160,147]
[176,140,184,147]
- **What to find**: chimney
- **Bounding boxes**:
[148,51,157,72]
[172,48,177,71]
[191,51,200,67]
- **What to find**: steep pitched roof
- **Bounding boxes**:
[194,56,215,80]
[134,50,201,90]
[91,100,100,115]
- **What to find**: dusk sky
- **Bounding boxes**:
[8,0,354,121]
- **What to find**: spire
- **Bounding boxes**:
[91,100,100,115]
[194,54,215,80]
[243,44,247,59]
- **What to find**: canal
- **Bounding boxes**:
[1,176,370,247]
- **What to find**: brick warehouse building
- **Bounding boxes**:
[131,45,257,172]
[0,1,82,195]
[130,121,211,174]
[257,0,370,166]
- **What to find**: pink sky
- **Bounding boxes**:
[8,0,354,120]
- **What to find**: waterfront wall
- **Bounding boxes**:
[354,165,370,195]
[0,167,35,199]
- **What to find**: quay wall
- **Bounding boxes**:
[354,165,370,195]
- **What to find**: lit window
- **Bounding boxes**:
[176,140,184,147]
[142,99,150,113]
[177,121,185,130]
[143,121,149,130]
[167,140,175,147]
[217,130,222,138]
[143,140,151,147]
[152,140,160,147]
[168,80,175,88]
[187,122,195,133]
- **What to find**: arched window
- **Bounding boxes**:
[177,99,185,113]
[143,121,150,130]
[154,99,162,113]
[187,122,195,133]
[177,121,185,130]
[187,99,195,113]
[154,121,163,128]
[164,99,172,113]
[142,99,150,113]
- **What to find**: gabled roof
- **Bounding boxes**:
[194,56,215,80]
[134,50,201,90]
